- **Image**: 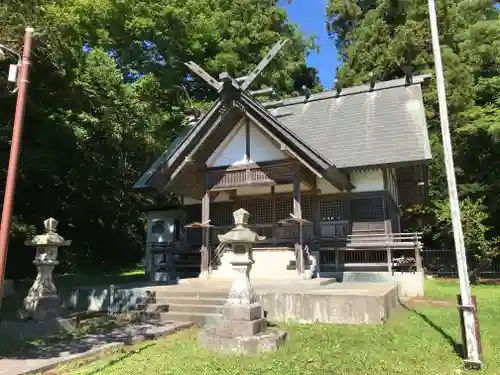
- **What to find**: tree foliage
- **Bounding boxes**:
[436,197,500,283]
[0,0,317,278]
[327,0,500,267]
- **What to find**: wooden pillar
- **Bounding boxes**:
[293,171,303,275]
[387,247,393,274]
[179,195,186,243]
[335,248,340,272]
[271,186,276,243]
[311,182,320,238]
[201,173,210,278]
[293,173,302,219]
[382,193,389,234]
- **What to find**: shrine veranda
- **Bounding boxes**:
[135,73,432,299]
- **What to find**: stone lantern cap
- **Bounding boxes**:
[25,218,72,247]
[217,208,266,244]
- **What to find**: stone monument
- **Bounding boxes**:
[21,218,71,321]
[198,208,287,354]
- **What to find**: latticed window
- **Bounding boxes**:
[275,198,293,221]
[351,197,384,220]
[253,199,272,224]
[210,202,233,226]
[319,199,348,221]
[238,199,272,224]
[302,195,313,221]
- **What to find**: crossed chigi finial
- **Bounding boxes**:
[184,39,289,96]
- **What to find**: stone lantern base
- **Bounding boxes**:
[19,262,66,322]
[198,302,287,355]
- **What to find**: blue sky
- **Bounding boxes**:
[279,0,339,89]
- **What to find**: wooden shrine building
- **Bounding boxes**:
[134,68,432,290]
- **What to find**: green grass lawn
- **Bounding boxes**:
[52,279,500,375]
[53,268,149,289]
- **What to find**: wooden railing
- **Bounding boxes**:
[206,162,294,189]
[145,232,424,278]
[314,232,423,273]
[346,232,422,248]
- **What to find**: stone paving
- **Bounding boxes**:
[0,320,192,375]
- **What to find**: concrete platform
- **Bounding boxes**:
[154,278,399,325]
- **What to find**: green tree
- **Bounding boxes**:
[0,0,317,277]
[436,198,500,284]
[327,0,500,259]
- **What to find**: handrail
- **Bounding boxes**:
[348,232,422,238]
[211,241,227,270]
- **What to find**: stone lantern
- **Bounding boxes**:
[218,208,264,305]
[198,208,286,354]
[22,218,71,321]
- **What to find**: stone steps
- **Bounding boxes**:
[158,311,222,326]
[152,289,229,300]
[128,289,228,326]
[129,310,222,326]
[139,303,223,315]
[142,297,227,307]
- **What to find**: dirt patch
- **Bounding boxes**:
[403,297,455,309]
[477,279,500,285]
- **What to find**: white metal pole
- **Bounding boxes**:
[427,0,482,368]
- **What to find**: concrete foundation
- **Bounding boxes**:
[63,279,400,325]
[175,278,399,325]
[259,282,398,324]
[322,271,424,298]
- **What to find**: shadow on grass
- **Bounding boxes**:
[54,271,149,290]
[0,313,133,360]
[81,342,155,375]
[400,302,464,358]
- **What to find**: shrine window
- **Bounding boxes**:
[319,199,348,221]
[210,202,233,226]
[275,198,293,221]
[253,199,272,224]
[351,197,384,220]
[238,199,272,225]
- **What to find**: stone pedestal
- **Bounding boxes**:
[198,302,286,354]
[22,261,64,321]
[227,257,256,305]
[198,208,287,355]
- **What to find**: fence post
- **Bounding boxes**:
[415,239,423,272]
[387,246,392,274]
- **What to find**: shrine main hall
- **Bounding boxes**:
[135,70,432,297]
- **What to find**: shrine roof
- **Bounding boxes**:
[134,74,432,192]
[265,74,432,169]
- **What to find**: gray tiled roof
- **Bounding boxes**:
[135,75,432,190]
[267,75,432,169]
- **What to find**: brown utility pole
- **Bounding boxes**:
[0,27,35,308]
